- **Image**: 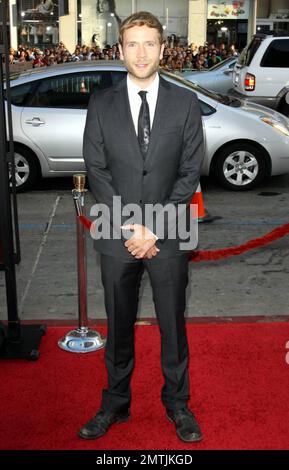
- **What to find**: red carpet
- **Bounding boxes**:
[1,323,289,450]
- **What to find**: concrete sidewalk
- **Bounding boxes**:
[1,176,289,321]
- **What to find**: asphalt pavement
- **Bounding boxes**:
[1,174,289,321]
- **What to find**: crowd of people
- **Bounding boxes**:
[8,40,238,71]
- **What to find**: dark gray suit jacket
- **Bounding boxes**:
[83,75,204,258]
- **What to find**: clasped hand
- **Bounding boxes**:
[121,224,160,259]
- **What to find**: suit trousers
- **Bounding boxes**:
[100,253,190,412]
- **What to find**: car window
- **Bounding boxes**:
[261,39,289,67]
[238,37,263,66]
[7,82,37,106]
[198,100,216,116]
[208,58,235,71]
[111,71,127,86]
[27,72,113,108]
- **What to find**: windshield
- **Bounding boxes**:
[208,57,236,71]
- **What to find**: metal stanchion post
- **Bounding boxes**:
[58,174,106,353]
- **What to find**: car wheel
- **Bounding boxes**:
[11,148,39,192]
[214,143,267,191]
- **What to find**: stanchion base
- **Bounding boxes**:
[0,324,47,361]
[58,327,106,353]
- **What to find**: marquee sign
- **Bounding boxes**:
[207,0,250,20]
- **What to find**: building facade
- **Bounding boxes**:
[256,0,289,35]
[8,1,289,53]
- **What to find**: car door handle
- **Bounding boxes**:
[25,117,45,126]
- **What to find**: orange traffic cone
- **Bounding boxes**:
[190,183,214,223]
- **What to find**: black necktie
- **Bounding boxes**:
[138,91,150,158]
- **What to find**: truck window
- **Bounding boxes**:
[261,39,289,67]
[237,37,262,66]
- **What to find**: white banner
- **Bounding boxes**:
[207,0,249,20]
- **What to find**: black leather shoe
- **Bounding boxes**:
[166,407,203,443]
[78,409,130,440]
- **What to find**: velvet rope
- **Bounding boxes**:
[189,223,289,262]
[79,214,92,231]
[78,215,289,263]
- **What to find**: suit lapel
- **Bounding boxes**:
[144,76,170,167]
[113,79,144,166]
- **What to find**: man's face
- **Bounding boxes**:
[119,25,164,86]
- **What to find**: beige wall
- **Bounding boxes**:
[81,0,95,47]
[257,0,270,18]
[59,0,78,53]
[247,0,257,42]
[258,0,289,18]
[9,0,18,50]
[188,0,207,47]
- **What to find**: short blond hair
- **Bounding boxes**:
[119,11,164,45]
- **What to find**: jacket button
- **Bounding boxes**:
[143,170,147,175]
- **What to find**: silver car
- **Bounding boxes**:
[6,61,289,191]
[182,57,237,95]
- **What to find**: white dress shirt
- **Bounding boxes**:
[126,73,159,241]
[127,73,159,136]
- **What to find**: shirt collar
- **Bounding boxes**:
[127,73,159,96]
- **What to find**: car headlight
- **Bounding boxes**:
[260,116,289,136]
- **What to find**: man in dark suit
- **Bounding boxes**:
[78,11,204,443]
